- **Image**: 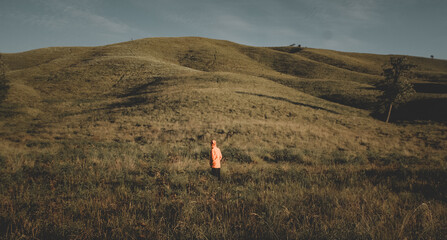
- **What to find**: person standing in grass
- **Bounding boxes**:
[210,140,223,180]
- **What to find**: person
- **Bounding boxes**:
[209,140,222,180]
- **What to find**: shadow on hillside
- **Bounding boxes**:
[61,95,159,118]
[319,94,377,110]
[107,96,157,109]
[413,83,447,94]
[94,76,166,111]
[118,76,166,98]
[371,98,447,123]
[391,98,447,122]
[61,76,165,117]
[364,168,447,201]
[236,91,339,114]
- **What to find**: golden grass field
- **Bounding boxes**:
[0,37,446,239]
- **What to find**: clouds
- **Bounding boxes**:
[0,0,148,51]
[307,0,380,50]
[1,0,446,58]
[62,6,134,34]
[320,0,379,22]
[42,0,145,36]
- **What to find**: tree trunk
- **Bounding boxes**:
[386,103,393,123]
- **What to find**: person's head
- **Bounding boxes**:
[211,140,216,147]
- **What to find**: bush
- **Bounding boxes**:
[222,147,253,163]
[367,152,421,166]
[320,151,369,165]
[265,148,305,163]
[193,147,210,160]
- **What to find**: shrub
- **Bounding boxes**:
[193,147,210,160]
[367,152,421,166]
[265,148,305,163]
[321,151,368,165]
[222,147,253,163]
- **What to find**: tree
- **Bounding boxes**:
[0,54,9,104]
[376,57,416,123]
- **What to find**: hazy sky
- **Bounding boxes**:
[1,0,446,59]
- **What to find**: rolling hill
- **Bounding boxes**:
[1,37,446,159]
[0,37,446,239]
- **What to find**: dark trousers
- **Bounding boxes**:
[211,168,221,180]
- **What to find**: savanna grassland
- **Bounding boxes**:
[1,37,446,239]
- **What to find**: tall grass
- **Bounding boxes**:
[1,141,446,239]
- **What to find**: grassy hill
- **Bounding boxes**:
[1,37,446,239]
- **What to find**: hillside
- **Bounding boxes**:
[1,37,446,157]
[0,37,446,239]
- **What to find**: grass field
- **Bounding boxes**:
[1,37,446,239]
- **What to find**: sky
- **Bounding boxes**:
[1,0,446,59]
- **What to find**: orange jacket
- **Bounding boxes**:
[210,140,222,168]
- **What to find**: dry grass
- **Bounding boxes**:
[0,37,446,239]
[1,144,446,239]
